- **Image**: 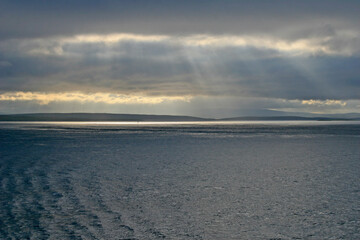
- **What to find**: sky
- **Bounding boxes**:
[0,0,359,117]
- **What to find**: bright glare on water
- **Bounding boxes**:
[0,122,359,239]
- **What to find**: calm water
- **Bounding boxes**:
[0,121,359,239]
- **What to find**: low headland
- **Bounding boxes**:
[0,113,359,122]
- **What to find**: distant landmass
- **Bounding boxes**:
[220,116,355,121]
[0,113,359,122]
[0,113,211,122]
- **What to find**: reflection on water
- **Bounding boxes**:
[1,120,360,125]
[0,122,359,239]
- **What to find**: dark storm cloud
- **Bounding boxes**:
[0,0,359,115]
[0,38,359,100]
[1,0,360,39]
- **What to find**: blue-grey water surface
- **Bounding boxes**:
[0,121,359,239]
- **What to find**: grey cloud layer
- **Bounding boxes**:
[0,0,359,116]
[0,36,359,100]
[1,0,360,39]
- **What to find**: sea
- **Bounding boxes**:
[0,121,359,240]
